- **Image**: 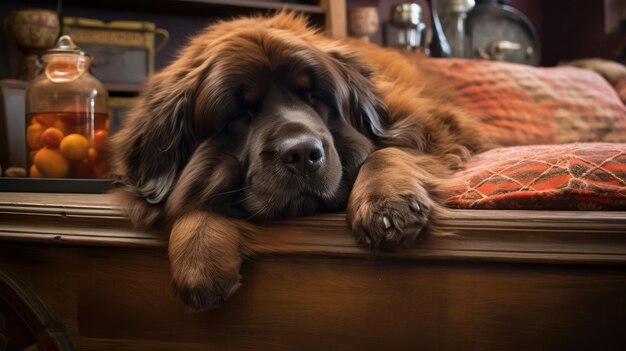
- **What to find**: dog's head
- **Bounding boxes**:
[111,13,387,225]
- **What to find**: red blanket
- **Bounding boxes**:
[429,59,626,146]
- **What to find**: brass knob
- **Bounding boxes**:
[489,40,521,61]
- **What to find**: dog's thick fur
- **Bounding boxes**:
[111,13,485,309]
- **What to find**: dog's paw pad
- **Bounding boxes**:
[173,273,242,310]
[352,194,431,250]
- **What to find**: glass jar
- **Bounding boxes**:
[25,35,109,179]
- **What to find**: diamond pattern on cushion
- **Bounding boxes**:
[446,143,626,210]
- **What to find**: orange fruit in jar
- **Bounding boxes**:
[60,133,90,161]
[34,113,59,127]
[29,164,43,178]
[26,122,44,150]
[51,120,68,135]
[87,147,100,163]
[40,127,64,147]
[34,148,69,178]
[93,129,108,152]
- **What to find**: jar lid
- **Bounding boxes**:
[42,35,91,57]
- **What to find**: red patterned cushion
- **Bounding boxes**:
[616,78,626,104]
[446,143,626,210]
[428,59,626,146]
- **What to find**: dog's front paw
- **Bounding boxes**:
[349,190,432,249]
[169,211,244,310]
[172,268,242,310]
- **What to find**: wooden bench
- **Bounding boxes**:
[1,192,625,350]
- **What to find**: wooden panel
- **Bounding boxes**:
[1,193,625,350]
[1,192,626,264]
[1,244,625,350]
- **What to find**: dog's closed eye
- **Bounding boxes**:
[226,114,251,134]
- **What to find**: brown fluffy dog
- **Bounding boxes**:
[111,13,485,309]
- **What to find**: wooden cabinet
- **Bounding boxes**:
[1,193,626,350]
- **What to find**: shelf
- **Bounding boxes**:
[1,192,626,264]
[0,178,112,194]
[104,82,144,94]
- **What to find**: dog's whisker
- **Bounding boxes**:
[231,190,256,206]
[210,185,252,198]
[246,193,276,221]
[198,185,253,207]
[232,195,253,206]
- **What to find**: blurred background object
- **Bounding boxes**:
[426,0,452,56]
[348,0,626,65]
[465,0,539,65]
[348,6,380,42]
[382,3,428,51]
[4,8,60,80]
[62,17,169,85]
[440,0,474,57]
[0,80,27,171]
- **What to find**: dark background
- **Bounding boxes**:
[348,0,625,66]
[0,0,624,79]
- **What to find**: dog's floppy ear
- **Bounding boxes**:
[327,49,388,140]
[111,62,204,207]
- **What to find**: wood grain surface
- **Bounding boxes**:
[0,192,625,264]
[1,244,625,351]
[1,192,626,350]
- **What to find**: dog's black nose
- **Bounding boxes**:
[279,137,325,174]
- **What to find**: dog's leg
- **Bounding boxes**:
[347,147,453,249]
[168,211,250,310]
